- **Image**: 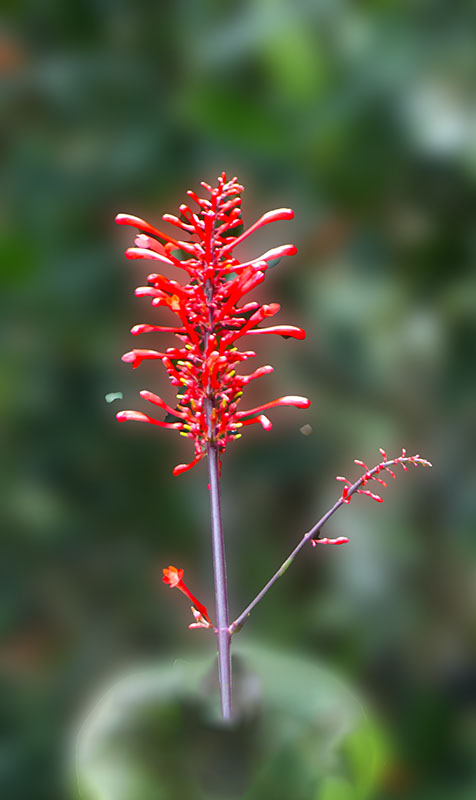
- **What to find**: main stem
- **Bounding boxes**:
[207,439,232,719]
[204,207,232,720]
[206,431,232,720]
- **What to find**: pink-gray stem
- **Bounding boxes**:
[206,435,232,720]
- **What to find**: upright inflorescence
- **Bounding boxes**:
[116,173,310,475]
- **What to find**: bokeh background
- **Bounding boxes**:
[2,1,476,798]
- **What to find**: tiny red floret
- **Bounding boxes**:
[162,565,212,625]
[162,565,184,588]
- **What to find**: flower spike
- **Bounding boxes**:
[116,174,309,474]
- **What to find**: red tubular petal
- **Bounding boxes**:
[172,453,204,476]
[220,208,294,255]
[176,584,211,624]
[357,489,384,502]
[239,365,274,384]
[134,234,169,256]
[139,389,185,417]
[238,414,273,431]
[238,270,266,295]
[161,213,195,233]
[235,395,310,418]
[162,356,182,385]
[134,287,165,299]
[187,189,211,209]
[146,273,186,296]
[115,213,179,247]
[259,243,297,260]
[131,324,186,335]
[176,240,200,255]
[225,303,280,344]
[116,410,182,429]
[311,537,349,547]
[122,349,165,368]
[238,244,297,268]
[246,325,306,340]
[125,247,175,266]
[249,303,280,322]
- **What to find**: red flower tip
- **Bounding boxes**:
[259,414,273,431]
[311,536,349,547]
[121,349,164,368]
[116,410,148,423]
[266,208,294,222]
[263,303,280,317]
[139,390,183,417]
[172,453,205,476]
[277,395,311,409]
[162,565,212,624]
[134,234,168,255]
[236,395,310,419]
[162,565,184,587]
[115,213,179,247]
[220,208,295,255]
[116,410,182,429]
[239,413,273,431]
[261,244,297,261]
[125,247,174,266]
[247,325,306,340]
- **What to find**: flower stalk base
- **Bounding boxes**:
[206,439,232,721]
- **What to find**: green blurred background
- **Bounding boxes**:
[2,1,476,798]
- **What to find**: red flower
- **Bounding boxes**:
[116,173,310,474]
[162,565,212,627]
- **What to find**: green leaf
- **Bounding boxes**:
[76,643,391,800]
[319,776,357,800]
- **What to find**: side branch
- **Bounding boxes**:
[229,450,431,634]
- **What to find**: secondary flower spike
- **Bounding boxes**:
[116,173,310,474]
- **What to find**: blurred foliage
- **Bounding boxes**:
[76,643,389,800]
[1,0,476,798]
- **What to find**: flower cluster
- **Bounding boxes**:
[116,173,310,475]
[310,448,432,548]
[336,447,432,505]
